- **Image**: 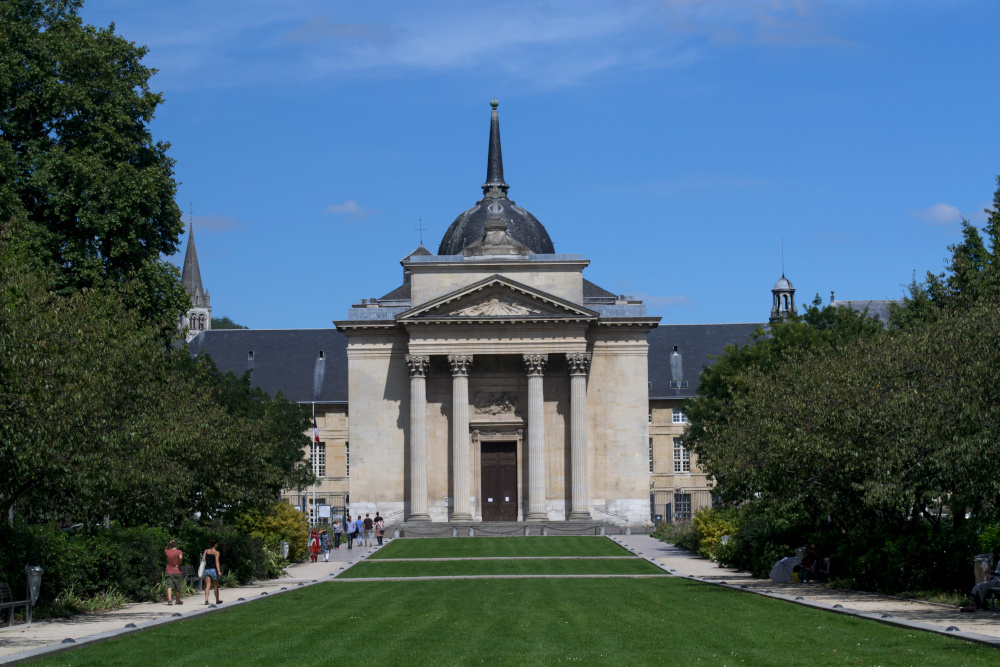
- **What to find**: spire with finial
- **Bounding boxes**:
[482,98,509,198]
[181,217,203,297]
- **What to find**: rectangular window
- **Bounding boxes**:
[345,441,349,478]
[675,493,692,521]
[649,437,654,473]
[310,442,326,478]
[672,410,688,424]
[648,408,652,424]
[673,437,690,473]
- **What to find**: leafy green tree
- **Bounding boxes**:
[211,316,248,330]
[0,0,187,332]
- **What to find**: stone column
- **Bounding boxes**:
[448,355,474,521]
[405,355,431,521]
[567,352,592,520]
[523,353,548,521]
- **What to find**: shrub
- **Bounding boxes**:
[652,522,699,552]
[691,507,738,560]
[233,502,308,561]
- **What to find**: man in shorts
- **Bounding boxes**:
[165,540,184,605]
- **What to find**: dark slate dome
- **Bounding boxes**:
[438,101,555,256]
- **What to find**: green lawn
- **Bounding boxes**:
[31,578,997,666]
[369,535,631,559]
[339,557,664,578]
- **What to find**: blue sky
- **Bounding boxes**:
[82,0,1000,328]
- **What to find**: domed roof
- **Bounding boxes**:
[773,274,794,290]
[438,102,554,256]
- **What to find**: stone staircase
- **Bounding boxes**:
[395,520,641,538]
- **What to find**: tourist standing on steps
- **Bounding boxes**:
[165,540,184,606]
[345,515,353,550]
[375,516,385,546]
[332,519,342,549]
[308,528,321,563]
[202,538,223,605]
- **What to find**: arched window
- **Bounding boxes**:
[189,313,196,329]
[783,294,789,310]
[198,314,206,330]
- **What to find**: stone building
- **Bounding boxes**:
[188,102,786,526]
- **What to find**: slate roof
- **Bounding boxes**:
[187,329,348,403]
[647,323,764,400]
[583,279,616,300]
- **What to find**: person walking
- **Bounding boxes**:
[164,540,184,605]
[332,519,342,549]
[363,514,374,547]
[320,530,331,562]
[201,538,223,605]
[375,516,385,546]
[355,515,365,548]
[345,515,353,550]
[308,529,321,563]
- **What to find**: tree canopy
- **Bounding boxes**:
[0,0,187,333]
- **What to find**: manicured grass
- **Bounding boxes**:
[369,536,631,559]
[31,578,998,666]
[339,557,664,578]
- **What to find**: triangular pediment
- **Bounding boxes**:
[397,275,598,323]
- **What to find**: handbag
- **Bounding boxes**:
[197,552,206,578]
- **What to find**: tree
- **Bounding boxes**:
[211,316,248,330]
[0,0,187,333]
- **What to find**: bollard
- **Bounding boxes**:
[452,527,458,537]
[393,529,400,539]
[524,526,531,536]
[625,525,632,536]
[542,526,548,536]
[469,527,475,537]
[599,525,605,536]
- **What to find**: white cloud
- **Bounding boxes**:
[324,199,378,221]
[191,214,244,232]
[966,201,993,225]
[911,202,961,226]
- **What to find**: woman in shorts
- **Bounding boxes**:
[202,538,223,605]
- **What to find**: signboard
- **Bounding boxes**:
[317,505,331,519]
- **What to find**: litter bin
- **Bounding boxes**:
[280,541,290,560]
[25,565,43,623]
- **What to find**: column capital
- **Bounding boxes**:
[447,354,473,376]
[522,353,548,376]
[566,352,592,376]
[405,355,430,378]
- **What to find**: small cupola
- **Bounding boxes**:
[770,273,798,322]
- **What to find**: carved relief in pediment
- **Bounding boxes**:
[450,298,541,317]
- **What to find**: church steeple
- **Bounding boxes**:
[482,98,509,198]
[178,217,212,341]
[181,222,204,297]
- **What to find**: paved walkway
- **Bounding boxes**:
[614,533,1000,647]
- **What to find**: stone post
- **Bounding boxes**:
[448,355,474,521]
[405,355,431,521]
[523,353,548,520]
[567,352,592,520]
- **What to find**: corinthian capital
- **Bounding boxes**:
[405,355,430,378]
[566,352,592,376]
[522,353,549,376]
[447,355,474,376]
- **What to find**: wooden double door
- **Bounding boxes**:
[481,442,517,521]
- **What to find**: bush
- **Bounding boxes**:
[691,507,738,560]
[233,502,308,561]
[652,522,698,552]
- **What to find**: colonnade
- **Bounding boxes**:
[404,352,592,521]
